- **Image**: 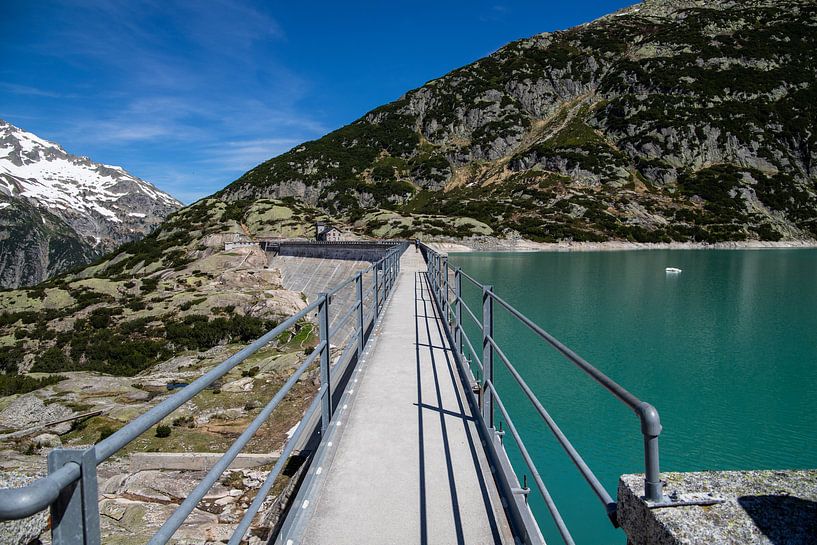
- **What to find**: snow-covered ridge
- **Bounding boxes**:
[0,118,182,249]
[0,119,180,220]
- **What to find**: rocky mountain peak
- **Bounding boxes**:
[0,119,183,287]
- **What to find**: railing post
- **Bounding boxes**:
[435,255,440,296]
[373,264,380,319]
[318,293,331,432]
[442,256,449,319]
[638,402,664,502]
[438,256,443,303]
[482,285,494,428]
[454,268,463,355]
[387,255,393,293]
[431,254,438,294]
[49,448,100,545]
[356,272,365,354]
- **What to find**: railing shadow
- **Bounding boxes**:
[738,495,817,545]
[414,271,503,545]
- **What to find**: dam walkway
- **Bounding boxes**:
[283,250,514,544]
[0,241,667,545]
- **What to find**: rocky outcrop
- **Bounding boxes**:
[0,195,100,288]
[0,395,74,434]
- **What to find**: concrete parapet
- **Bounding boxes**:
[618,470,817,545]
[267,242,394,262]
[130,452,280,472]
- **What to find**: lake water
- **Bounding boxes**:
[449,249,817,544]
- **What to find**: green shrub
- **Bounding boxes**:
[241,366,260,378]
[172,415,195,428]
[97,425,118,442]
[0,374,66,396]
[31,347,71,373]
[155,425,171,438]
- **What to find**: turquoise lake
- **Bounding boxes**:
[449,249,817,545]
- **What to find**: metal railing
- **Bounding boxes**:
[0,242,408,545]
[420,244,663,545]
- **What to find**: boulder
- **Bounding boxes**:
[221,377,254,393]
[0,395,73,433]
[32,433,61,448]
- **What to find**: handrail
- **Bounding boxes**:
[418,242,663,540]
[486,380,575,545]
[0,241,408,545]
[486,334,615,511]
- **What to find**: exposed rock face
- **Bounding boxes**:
[0,394,74,433]
[0,119,182,287]
[0,195,97,288]
[220,0,817,244]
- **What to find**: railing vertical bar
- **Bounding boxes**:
[487,381,576,545]
[373,263,380,319]
[454,268,463,356]
[227,383,327,545]
[318,293,331,432]
[356,272,365,354]
[442,256,449,319]
[481,285,494,428]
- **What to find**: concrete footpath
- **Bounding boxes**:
[298,250,513,545]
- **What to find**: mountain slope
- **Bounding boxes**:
[0,119,182,287]
[0,196,97,288]
[221,0,817,243]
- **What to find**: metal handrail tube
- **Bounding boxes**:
[459,323,483,372]
[486,381,576,545]
[148,340,326,545]
[325,245,402,298]
[458,268,483,288]
[94,298,322,463]
[0,241,406,542]
[488,292,641,409]
[487,291,663,501]
[227,383,327,545]
[455,294,483,330]
[486,334,615,511]
[331,329,360,374]
[329,301,361,338]
[332,313,360,353]
[325,275,356,298]
[0,463,81,520]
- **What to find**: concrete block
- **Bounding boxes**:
[618,470,817,545]
[129,452,280,472]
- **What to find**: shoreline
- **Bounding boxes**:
[426,238,817,254]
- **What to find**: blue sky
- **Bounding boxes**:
[1,0,634,203]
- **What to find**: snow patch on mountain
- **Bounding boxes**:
[0,118,182,251]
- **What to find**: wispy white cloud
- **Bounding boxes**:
[200,137,305,172]
[0,82,66,98]
[2,0,333,202]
